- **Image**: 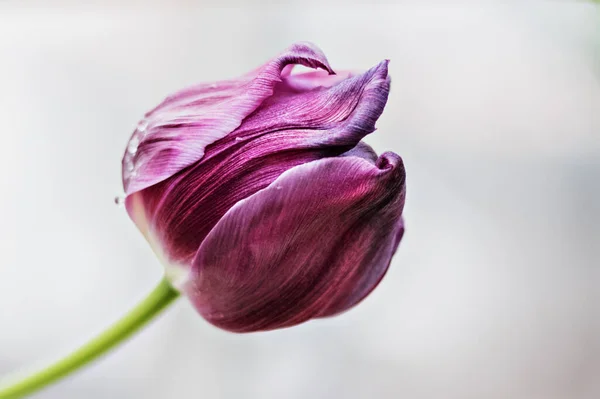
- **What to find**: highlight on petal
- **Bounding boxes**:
[122,42,335,195]
[125,60,392,270]
[184,150,406,332]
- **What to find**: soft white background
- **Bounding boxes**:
[0,1,598,398]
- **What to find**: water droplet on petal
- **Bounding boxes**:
[235,136,244,141]
[276,185,283,190]
[209,83,218,89]
[137,119,149,133]
[114,195,125,206]
[128,136,140,154]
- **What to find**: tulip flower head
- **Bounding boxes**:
[122,42,406,332]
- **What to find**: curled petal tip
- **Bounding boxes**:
[285,42,335,75]
[376,151,404,173]
[319,60,390,146]
[373,59,391,83]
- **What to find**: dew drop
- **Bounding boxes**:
[127,136,140,154]
[235,136,244,141]
[276,185,283,190]
[114,195,125,206]
[209,83,218,89]
[137,119,149,133]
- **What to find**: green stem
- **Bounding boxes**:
[0,278,180,399]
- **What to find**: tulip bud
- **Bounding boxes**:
[122,42,406,332]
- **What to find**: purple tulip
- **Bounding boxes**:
[122,42,406,332]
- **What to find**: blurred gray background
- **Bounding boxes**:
[0,1,599,398]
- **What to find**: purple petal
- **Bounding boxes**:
[126,138,344,266]
[122,42,334,195]
[183,152,406,332]
[126,61,391,269]
[235,59,390,147]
